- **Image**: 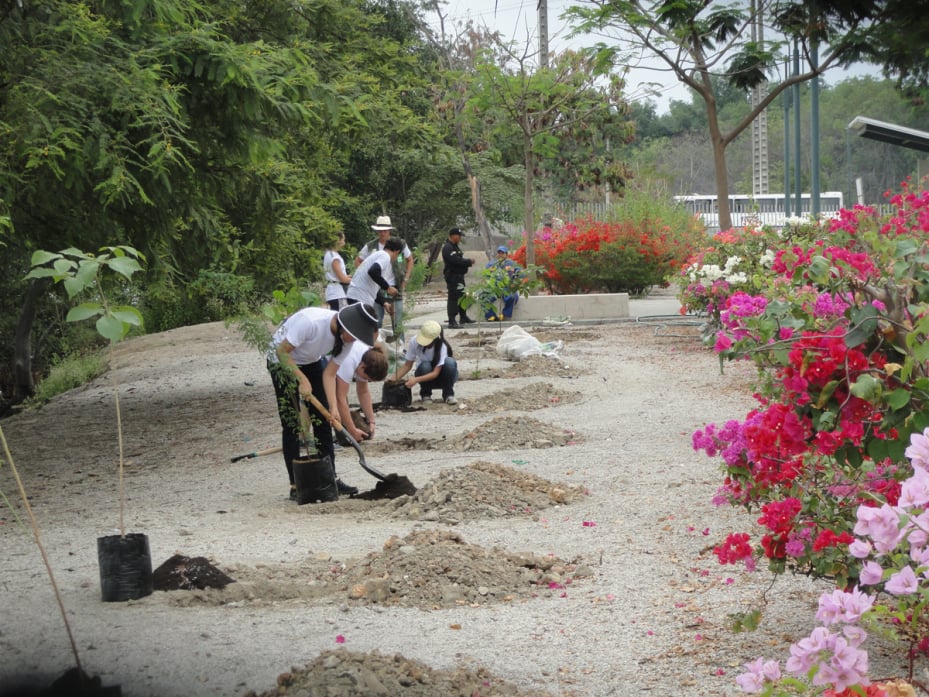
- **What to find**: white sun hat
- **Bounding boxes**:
[371,215,395,231]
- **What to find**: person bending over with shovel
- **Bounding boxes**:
[393,320,459,405]
[267,303,379,501]
[324,340,389,442]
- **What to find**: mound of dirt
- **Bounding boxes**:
[152,554,235,591]
[460,416,579,450]
[460,382,582,414]
[158,529,591,610]
[246,648,555,697]
[369,416,580,455]
[388,461,587,525]
[338,529,590,608]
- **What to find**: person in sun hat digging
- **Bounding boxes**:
[266,302,379,500]
[391,320,460,405]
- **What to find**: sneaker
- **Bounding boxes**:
[447,321,461,329]
[289,485,297,501]
[336,479,358,496]
[444,396,458,405]
[421,395,433,404]
[460,316,476,324]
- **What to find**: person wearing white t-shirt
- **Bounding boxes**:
[392,320,459,405]
[266,303,378,499]
[323,232,352,311]
[346,238,402,323]
[356,215,414,333]
[323,340,389,443]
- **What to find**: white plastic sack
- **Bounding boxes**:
[495,325,564,361]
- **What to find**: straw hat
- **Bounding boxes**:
[371,215,395,231]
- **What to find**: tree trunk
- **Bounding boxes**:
[704,93,733,232]
[454,121,493,258]
[13,278,45,402]
[523,130,535,267]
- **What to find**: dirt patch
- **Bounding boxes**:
[366,415,580,455]
[246,648,556,697]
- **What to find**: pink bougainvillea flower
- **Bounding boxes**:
[905,430,929,470]
[335,634,346,644]
[885,565,919,596]
[899,466,929,508]
[858,561,884,586]
[582,521,597,527]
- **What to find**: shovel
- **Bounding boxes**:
[303,392,388,482]
[230,446,282,463]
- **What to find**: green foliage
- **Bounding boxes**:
[188,270,257,321]
[28,350,108,407]
[232,285,321,356]
[26,247,146,344]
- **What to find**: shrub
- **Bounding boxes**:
[691,183,929,589]
[512,212,703,295]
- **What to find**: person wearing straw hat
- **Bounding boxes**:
[392,320,459,405]
[356,215,414,339]
[266,303,379,500]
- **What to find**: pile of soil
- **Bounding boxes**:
[246,648,556,697]
[161,529,590,610]
[369,416,579,455]
[458,382,582,414]
[387,460,588,524]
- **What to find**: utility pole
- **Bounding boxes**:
[538,0,549,68]
[750,0,769,197]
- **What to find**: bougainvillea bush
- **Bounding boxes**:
[675,224,785,341]
[734,428,929,696]
[687,183,929,589]
[512,205,704,295]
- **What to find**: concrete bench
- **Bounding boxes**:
[506,293,630,321]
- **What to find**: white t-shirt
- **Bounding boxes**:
[404,337,448,368]
[346,250,395,305]
[332,339,371,384]
[323,250,348,301]
[267,307,338,365]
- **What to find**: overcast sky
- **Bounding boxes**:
[427,0,881,114]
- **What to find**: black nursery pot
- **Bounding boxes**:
[293,454,338,504]
[97,532,153,602]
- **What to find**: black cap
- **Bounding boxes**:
[449,227,464,237]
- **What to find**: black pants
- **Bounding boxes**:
[268,359,335,486]
[445,274,467,323]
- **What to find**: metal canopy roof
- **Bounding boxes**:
[848,116,929,153]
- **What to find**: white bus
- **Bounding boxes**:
[673,192,845,232]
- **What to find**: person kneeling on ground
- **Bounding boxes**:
[393,320,459,405]
[323,340,389,442]
[483,245,523,321]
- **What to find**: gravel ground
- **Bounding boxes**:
[0,304,913,696]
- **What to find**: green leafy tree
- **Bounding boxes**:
[565,0,888,231]
[466,44,631,265]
